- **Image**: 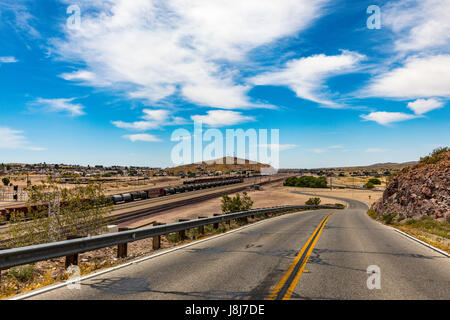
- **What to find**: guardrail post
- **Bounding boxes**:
[117,227,128,258]
[65,235,81,268]
[197,216,207,234]
[213,214,220,229]
[152,222,165,250]
[178,219,189,240]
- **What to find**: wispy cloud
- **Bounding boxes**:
[31,98,85,117]
[52,0,328,109]
[0,56,18,63]
[112,109,186,131]
[0,127,45,151]
[259,144,298,151]
[0,0,40,38]
[364,55,450,99]
[383,0,450,53]
[249,51,364,108]
[407,98,445,115]
[360,111,418,125]
[123,134,161,142]
[191,110,255,127]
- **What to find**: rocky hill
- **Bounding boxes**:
[373,148,450,220]
[165,157,272,175]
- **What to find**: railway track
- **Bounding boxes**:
[0,177,285,246]
[112,177,285,226]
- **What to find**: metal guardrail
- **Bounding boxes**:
[0,204,343,270]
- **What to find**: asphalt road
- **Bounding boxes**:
[23,196,450,300]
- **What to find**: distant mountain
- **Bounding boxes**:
[318,161,418,172]
[165,157,272,175]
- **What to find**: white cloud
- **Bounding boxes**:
[123,134,161,142]
[365,55,450,98]
[33,98,85,116]
[383,0,450,53]
[0,127,45,150]
[365,148,387,153]
[312,148,325,153]
[407,98,444,115]
[52,0,328,109]
[112,121,160,131]
[259,144,298,151]
[0,1,40,38]
[0,56,18,63]
[112,109,186,131]
[360,111,418,125]
[190,110,254,127]
[249,51,364,108]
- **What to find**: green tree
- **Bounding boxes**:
[368,178,381,185]
[305,197,321,205]
[2,177,10,186]
[364,182,375,189]
[221,192,253,214]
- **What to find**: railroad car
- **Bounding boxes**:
[146,188,165,198]
[121,193,133,202]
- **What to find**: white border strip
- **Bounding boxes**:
[393,228,449,258]
[10,208,324,300]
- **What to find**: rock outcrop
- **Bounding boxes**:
[373,150,450,220]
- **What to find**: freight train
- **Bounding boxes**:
[0,177,244,220]
[107,177,244,204]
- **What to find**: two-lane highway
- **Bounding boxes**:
[21,196,450,300]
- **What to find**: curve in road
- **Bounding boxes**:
[19,195,450,300]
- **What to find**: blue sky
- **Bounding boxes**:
[0,0,449,168]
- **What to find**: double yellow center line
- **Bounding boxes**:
[268,213,334,300]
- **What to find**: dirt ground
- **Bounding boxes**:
[122,183,347,228]
[285,187,382,207]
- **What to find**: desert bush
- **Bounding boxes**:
[419,147,449,165]
[364,182,375,189]
[2,177,10,186]
[221,192,253,214]
[305,197,321,205]
[382,213,397,225]
[368,178,381,185]
[9,264,35,282]
[284,176,328,188]
[367,209,377,219]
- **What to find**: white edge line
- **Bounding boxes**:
[393,228,449,258]
[366,210,449,258]
[10,208,327,300]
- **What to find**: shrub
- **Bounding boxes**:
[221,192,253,214]
[284,176,328,188]
[419,147,449,165]
[9,264,35,282]
[364,182,375,189]
[305,197,321,205]
[367,209,377,219]
[368,178,381,185]
[2,177,10,186]
[382,213,397,225]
